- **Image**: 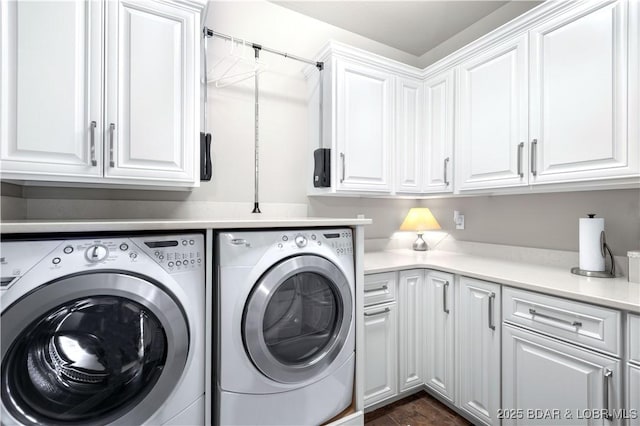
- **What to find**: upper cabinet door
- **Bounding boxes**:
[105,0,198,184]
[395,77,423,193]
[423,69,454,193]
[335,59,393,193]
[529,0,638,184]
[1,0,102,178]
[456,35,528,191]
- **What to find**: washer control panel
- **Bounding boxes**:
[135,236,203,273]
[39,235,202,274]
[276,229,353,256]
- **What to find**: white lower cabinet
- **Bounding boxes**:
[397,270,423,392]
[362,267,636,426]
[629,313,640,426]
[423,270,455,402]
[363,302,397,407]
[503,324,622,426]
[458,277,501,425]
[629,363,640,426]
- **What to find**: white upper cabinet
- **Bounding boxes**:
[423,69,454,193]
[0,0,202,188]
[395,77,423,193]
[335,58,394,193]
[393,67,454,195]
[309,1,639,198]
[1,0,103,178]
[529,0,638,184]
[456,34,529,191]
[105,0,198,184]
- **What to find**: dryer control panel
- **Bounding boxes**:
[275,229,353,257]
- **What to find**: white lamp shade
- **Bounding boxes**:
[399,208,441,232]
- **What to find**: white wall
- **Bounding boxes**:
[203,0,420,208]
[417,1,541,68]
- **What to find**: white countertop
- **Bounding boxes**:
[0,217,372,234]
[365,249,640,313]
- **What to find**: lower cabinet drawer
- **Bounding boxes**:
[364,272,397,307]
[503,287,621,356]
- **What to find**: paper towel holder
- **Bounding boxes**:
[571,230,616,278]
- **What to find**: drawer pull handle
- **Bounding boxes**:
[109,123,116,167]
[364,285,388,293]
[364,307,390,317]
[443,281,450,314]
[89,121,97,166]
[528,308,582,327]
[443,157,450,186]
[604,368,613,421]
[517,142,524,178]
[488,292,496,330]
[530,139,538,176]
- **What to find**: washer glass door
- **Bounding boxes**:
[1,273,189,425]
[243,255,352,384]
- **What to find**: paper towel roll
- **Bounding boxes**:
[579,216,605,271]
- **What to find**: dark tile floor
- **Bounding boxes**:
[364,391,472,426]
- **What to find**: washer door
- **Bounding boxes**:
[243,255,352,384]
[1,272,189,425]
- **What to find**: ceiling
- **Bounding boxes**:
[272,1,538,57]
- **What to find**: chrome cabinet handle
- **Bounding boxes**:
[530,139,538,176]
[604,368,613,420]
[364,307,390,317]
[364,285,388,293]
[89,121,97,166]
[488,292,496,330]
[528,308,582,327]
[443,281,450,314]
[517,142,524,178]
[340,152,345,183]
[444,157,450,186]
[109,123,116,167]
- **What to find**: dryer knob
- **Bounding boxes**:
[85,245,109,263]
[295,235,307,248]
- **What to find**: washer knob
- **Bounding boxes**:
[85,245,108,263]
[295,235,307,248]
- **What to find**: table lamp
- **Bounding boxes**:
[400,208,441,251]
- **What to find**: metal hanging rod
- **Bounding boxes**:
[204,27,323,71]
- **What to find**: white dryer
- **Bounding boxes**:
[0,233,205,426]
[215,228,355,425]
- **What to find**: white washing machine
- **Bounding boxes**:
[215,228,355,425]
[0,233,205,426]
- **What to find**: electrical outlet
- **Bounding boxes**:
[454,210,465,230]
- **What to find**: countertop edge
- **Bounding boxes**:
[0,218,373,234]
[364,251,640,313]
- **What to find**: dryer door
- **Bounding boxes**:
[243,255,353,384]
[1,272,189,426]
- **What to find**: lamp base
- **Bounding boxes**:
[413,233,428,251]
